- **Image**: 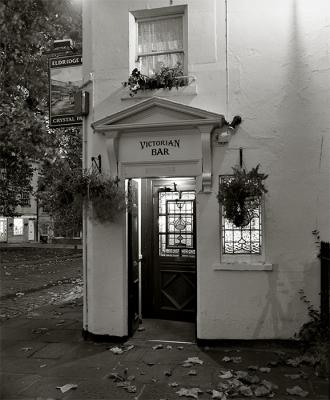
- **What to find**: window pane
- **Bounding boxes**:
[139,52,184,76]
[158,191,195,258]
[221,204,262,255]
[13,218,23,236]
[138,17,183,54]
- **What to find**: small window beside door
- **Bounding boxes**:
[219,176,264,260]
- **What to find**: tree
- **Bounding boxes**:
[37,126,83,236]
[0,0,82,215]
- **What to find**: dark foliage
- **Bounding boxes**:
[218,165,268,227]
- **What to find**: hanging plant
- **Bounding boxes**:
[84,171,130,222]
[122,63,189,97]
[38,167,130,224]
[217,164,268,227]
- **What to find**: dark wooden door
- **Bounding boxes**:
[148,180,196,321]
[128,179,140,336]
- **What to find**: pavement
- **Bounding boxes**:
[1,298,329,400]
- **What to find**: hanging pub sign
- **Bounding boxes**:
[49,55,83,127]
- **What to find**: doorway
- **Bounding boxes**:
[140,178,197,323]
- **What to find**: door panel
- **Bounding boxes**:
[152,180,197,321]
[128,179,140,335]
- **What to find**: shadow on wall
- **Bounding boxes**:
[253,259,320,339]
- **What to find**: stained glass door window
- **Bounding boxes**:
[158,191,195,258]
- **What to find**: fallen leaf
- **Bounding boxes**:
[20,347,32,352]
[212,389,227,399]
[56,384,78,393]
[259,367,271,373]
[108,373,125,382]
[217,382,230,391]
[177,346,184,350]
[286,385,309,397]
[235,370,248,379]
[247,365,259,371]
[268,360,279,367]
[188,369,197,376]
[241,374,260,384]
[39,364,47,368]
[285,373,301,380]
[152,344,164,350]
[239,385,253,397]
[116,381,137,393]
[222,356,231,362]
[218,371,233,379]
[109,344,134,354]
[137,326,145,331]
[169,382,179,387]
[32,328,48,334]
[184,357,204,365]
[176,387,203,399]
[110,346,124,355]
[254,384,271,397]
[227,378,242,388]
[182,362,193,368]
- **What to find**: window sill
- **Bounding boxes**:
[212,262,273,271]
[121,80,197,101]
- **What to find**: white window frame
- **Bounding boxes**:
[129,5,188,76]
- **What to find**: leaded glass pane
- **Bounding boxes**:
[219,176,262,255]
[158,191,195,258]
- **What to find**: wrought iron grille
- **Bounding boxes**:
[158,191,195,258]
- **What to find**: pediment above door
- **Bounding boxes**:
[91,97,225,192]
[92,97,224,134]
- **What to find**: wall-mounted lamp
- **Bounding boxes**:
[215,115,242,144]
[225,115,242,132]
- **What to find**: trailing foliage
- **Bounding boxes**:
[294,290,330,377]
[37,166,129,225]
[217,164,268,227]
[123,63,188,96]
[0,0,82,215]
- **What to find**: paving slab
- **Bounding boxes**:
[1,301,329,400]
[0,373,41,399]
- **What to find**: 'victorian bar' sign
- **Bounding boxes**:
[139,139,180,156]
[49,55,82,127]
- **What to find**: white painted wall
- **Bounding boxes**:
[83,0,330,338]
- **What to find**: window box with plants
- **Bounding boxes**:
[122,63,195,98]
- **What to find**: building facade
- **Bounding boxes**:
[82,0,330,340]
[0,163,40,244]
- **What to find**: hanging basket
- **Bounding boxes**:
[218,164,268,227]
